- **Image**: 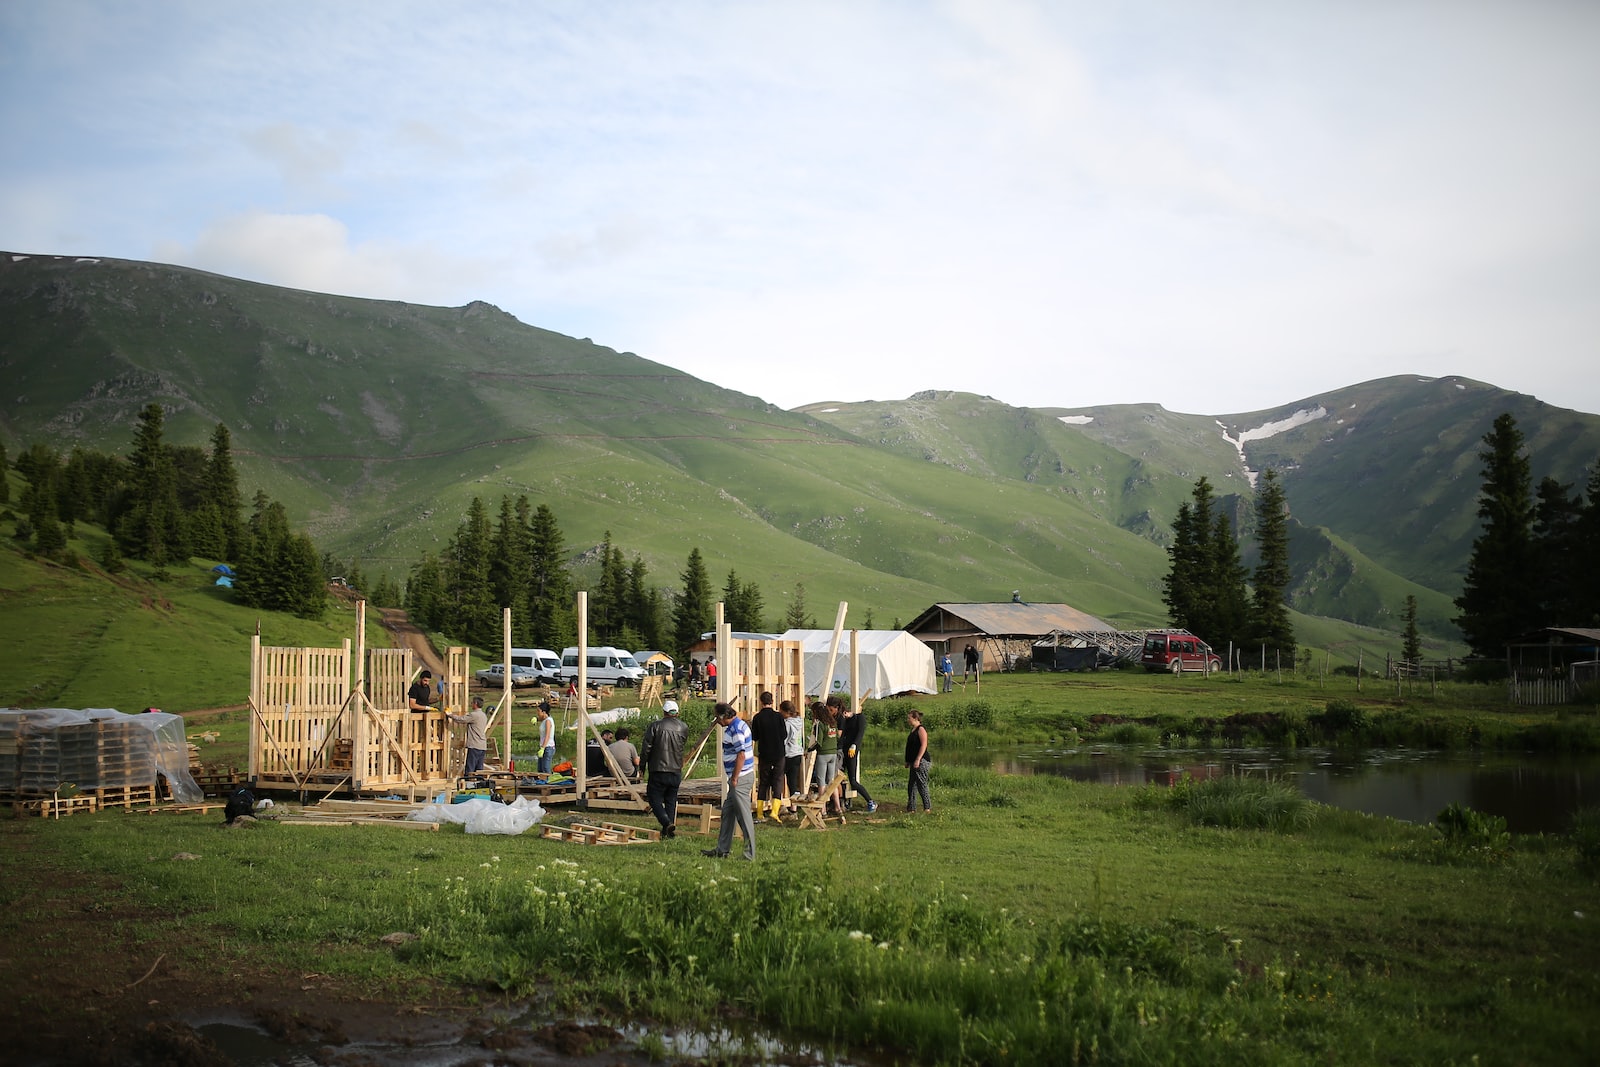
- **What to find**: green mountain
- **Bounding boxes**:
[5,252,1595,658]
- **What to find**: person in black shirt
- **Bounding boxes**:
[749,691,788,822]
[838,698,876,813]
[408,670,435,713]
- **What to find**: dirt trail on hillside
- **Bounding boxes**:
[377,605,446,677]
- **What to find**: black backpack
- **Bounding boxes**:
[224,786,256,824]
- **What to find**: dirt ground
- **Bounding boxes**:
[0,824,667,1067]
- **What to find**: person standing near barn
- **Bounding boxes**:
[963,643,980,682]
[702,702,755,860]
[940,652,954,693]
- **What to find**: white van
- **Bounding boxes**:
[509,648,563,684]
[560,646,646,687]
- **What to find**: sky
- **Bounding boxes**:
[2,0,1597,417]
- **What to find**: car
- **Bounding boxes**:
[475,663,541,688]
[1139,632,1222,674]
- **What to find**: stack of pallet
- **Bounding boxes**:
[0,709,176,813]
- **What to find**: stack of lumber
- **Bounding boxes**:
[279,797,439,830]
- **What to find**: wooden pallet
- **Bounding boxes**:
[14,794,99,818]
[141,802,223,816]
[90,784,159,810]
[540,820,660,845]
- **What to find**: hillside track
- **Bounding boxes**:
[377,605,446,678]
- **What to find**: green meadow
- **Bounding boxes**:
[13,668,1600,1064]
[4,738,1597,1066]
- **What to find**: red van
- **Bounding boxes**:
[1140,632,1222,674]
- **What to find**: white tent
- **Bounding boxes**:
[781,629,938,698]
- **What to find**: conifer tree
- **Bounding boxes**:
[722,570,766,632]
[1249,468,1295,661]
[489,496,531,639]
[1576,460,1600,627]
[117,403,187,565]
[673,547,713,654]
[626,555,663,649]
[1530,475,1582,623]
[205,423,245,561]
[1401,595,1422,665]
[0,438,8,505]
[1453,413,1537,658]
[784,581,815,629]
[444,496,498,648]
[526,503,573,648]
[591,532,629,643]
[406,553,447,631]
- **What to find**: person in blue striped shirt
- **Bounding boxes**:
[702,702,756,860]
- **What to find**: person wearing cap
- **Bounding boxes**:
[445,695,489,775]
[534,699,556,773]
[408,670,435,713]
[640,699,688,838]
[702,702,755,860]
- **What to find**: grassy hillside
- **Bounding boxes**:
[0,519,389,713]
[6,253,1574,663]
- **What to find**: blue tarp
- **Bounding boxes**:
[211,564,235,575]
[214,576,234,587]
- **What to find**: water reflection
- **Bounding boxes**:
[959,746,1598,834]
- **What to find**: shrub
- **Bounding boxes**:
[1165,773,1314,832]
[1311,699,1368,738]
[1571,805,1600,874]
[1099,722,1161,745]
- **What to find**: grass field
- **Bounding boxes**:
[3,748,1596,1065]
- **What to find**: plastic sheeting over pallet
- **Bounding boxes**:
[0,708,203,803]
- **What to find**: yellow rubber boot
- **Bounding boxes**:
[771,798,783,821]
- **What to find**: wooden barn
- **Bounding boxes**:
[905,601,1119,671]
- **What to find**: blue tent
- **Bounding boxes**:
[211,564,235,576]
[214,576,234,588]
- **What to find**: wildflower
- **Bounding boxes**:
[491,855,500,863]
[849,930,868,941]
[480,863,492,868]
[877,942,890,950]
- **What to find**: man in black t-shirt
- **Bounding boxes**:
[408,670,435,712]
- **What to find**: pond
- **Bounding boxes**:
[953,745,1600,834]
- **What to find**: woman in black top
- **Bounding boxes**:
[838,700,876,813]
[904,709,931,813]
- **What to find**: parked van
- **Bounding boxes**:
[560,646,646,687]
[1140,632,1222,674]
[509,648,563,685]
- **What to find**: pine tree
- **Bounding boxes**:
[1249,468,1295,661]
[1161,500,1202,630]
[673,548,713,654]
[722,570,766,632]
[489,497,531,640]
[0,438,8,505]
[117,403,187,565]
[626,556,664,649]
[1208,508,1251,654]
[1530,475,1583,623]
[406,554,447,631]
[1576,460,1600,627]
[444,496,498,648]
[1453,413,1537,658]
[784,581,815,629]
[205,424,245,561]
[527,503,573,648]
[1401,595,1422,665]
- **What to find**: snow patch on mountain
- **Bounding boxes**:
[1057,415,1094,425]
[1218,406,1328,487]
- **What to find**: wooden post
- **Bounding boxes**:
[1356,649,1363,693]
[715,602,727,801]
[576,591,589,804]
[501,607,512,767]
[822,601,848,701]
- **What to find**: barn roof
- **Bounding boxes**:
[904,602,1113,638]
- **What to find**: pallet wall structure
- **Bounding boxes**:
[248,618,470,799]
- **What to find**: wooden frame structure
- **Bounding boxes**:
[248,602,470,799]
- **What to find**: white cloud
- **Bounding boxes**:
[2,0,1597,416]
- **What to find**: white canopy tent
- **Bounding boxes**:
[781,629,938,698]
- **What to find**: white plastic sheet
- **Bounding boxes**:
[407,795,545,835]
